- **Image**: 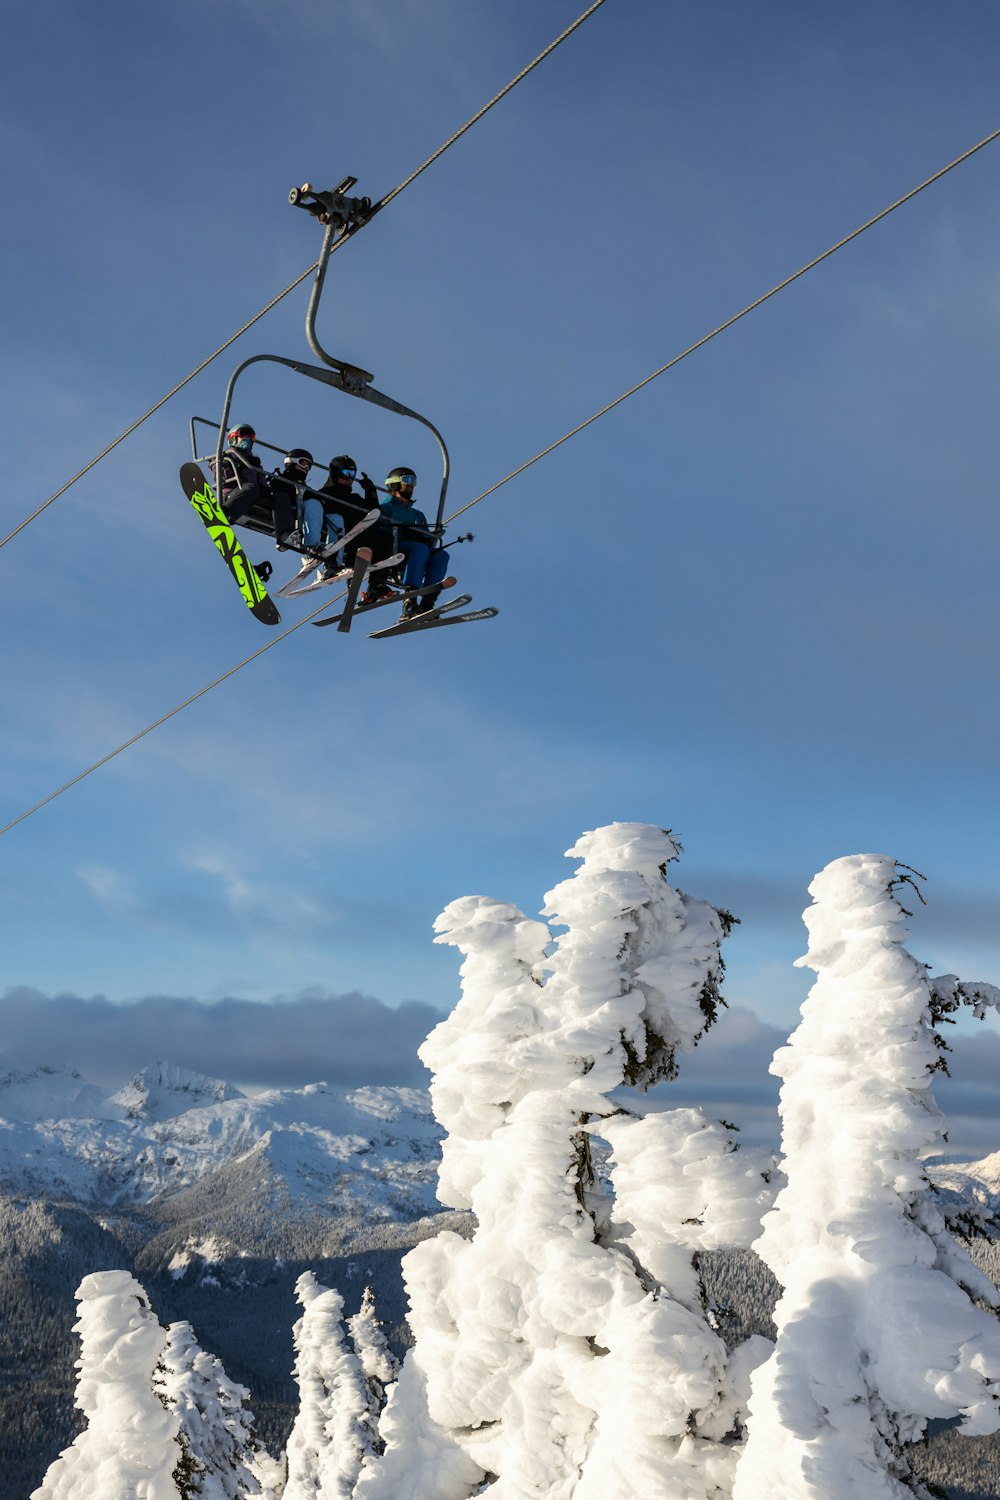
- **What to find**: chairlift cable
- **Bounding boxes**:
[369,0,609,218]
[2,119,998,841]
[0,269,322,551]
[443,120,1000,526]
[0,0,609,554]
[0,588,348,840]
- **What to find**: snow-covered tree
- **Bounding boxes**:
[348,1285,399,1463]
[348,1286,399,1392]
[284,1270,375,1500]
[154,1320,279,1499]
[733,854,1000,1500]
[359,821,775,1500]
[31,1270,181,1500]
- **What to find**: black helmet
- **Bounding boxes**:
[329,455,358,481]
[227,423,256,451]
[386,466,416,491]
[283,448,314,475]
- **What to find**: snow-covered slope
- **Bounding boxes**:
[109,1061,245,1120]
[0,1064,115,1121]
[0,1061,443,1221]
[930,1151,1000,1210]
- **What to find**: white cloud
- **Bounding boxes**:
[76,865,127,906]
[0,985,442,1090]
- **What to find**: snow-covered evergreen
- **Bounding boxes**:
[601,1109,777,1318]
[284,1270,376,1500]
[349,1285,399,1393]
[359,822,774,1499]
[348,1285,399,1465]
[154,1320,278,1499]
[733,854,1000,1500]
[31,1270,181,1500]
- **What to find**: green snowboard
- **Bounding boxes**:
[180,462,280,626]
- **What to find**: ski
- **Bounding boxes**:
[369,606,498,640]
[373,591,473,630]
[369,596,499,639]
[275,561,347,600]
[180,463,281,626]
[282,550,404,600]
[334,547,372,634]
[274,508,381,598]
[312,576,459,629]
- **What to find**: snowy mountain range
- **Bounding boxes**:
[0,1060,445,1225]
[3,1058,999,1224]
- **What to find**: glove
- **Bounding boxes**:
[360,472,378,503]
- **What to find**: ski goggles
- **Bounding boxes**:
[227,431,255,449]
[392,473,417,488]
[287,456,313,471]
[334,463,357,478]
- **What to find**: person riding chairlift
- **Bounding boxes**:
[214,424,265,519]
[213,424,294,543]
[369,467,450,619]
[317,455,380,574]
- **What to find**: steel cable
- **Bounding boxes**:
[444,122,1000,525]
[0,587,346,839]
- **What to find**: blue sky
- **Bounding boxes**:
[2,1,999,1149]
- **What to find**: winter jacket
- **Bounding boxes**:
[378,496,434,541]
[269,468,304,509]
[319,473,378,529]
[213,448,265,503]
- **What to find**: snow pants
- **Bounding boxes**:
[397,539,450,593]
[303,497,343,554]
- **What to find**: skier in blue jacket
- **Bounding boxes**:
[370,467,450,617]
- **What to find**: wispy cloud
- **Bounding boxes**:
[76,865,128,906]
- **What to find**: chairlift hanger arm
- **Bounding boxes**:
[291,180,451,528]
[292,179,380,390]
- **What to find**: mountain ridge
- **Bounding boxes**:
[0,1059,444,1223]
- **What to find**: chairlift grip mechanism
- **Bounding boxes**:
[289,179,373,237]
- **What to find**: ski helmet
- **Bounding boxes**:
[283,447,314,475]
[227,423,256,451]
[329,454,357,480]
[386,467,417,491]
